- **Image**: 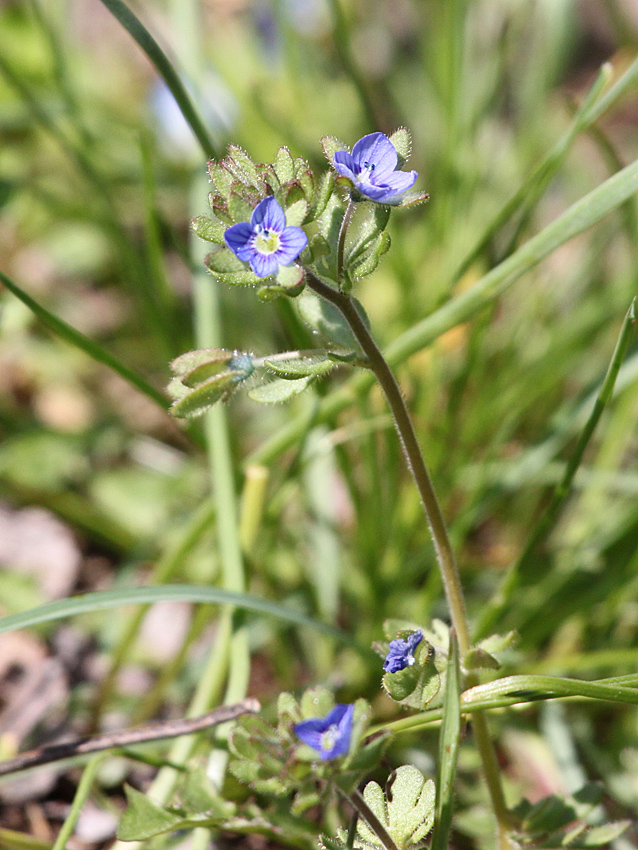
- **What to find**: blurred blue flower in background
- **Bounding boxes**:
[294,703,354,760]
[150,75,237,161]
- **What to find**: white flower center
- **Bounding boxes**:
[254,226,281,255]
[320,723,339,752]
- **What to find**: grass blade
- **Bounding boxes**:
[0,269,169,410]
[430,629,462,850]
[476,297,636,639]
[0,584,355,646]
[97,0,218,159]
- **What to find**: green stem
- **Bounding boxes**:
[303,271,471,654]
[303,269,511,841]
[52,756,102,850]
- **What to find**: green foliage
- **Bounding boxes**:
[511,784,630,848]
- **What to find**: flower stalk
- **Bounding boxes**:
[303,267,512,844]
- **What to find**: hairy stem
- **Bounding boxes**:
[303,271,471,653]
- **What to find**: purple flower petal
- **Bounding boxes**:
[250,251,279,278]
[333,150,357,182]
[224,222,255,258]
[383,630,423,673]
[351,132,398,179]
[252,195,285,232]
[378,169,418,196]
[276,226,308,265]
[294,703,354,760]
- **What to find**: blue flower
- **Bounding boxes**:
[224,196,308,278]
[333,132,417,204]
[383,630,424,673]
[294,703,354,760]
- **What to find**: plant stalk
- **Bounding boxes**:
[303,268,511,842]
[303,271,471,654]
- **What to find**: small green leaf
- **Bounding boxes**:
[308,171,335,221]
[205,247,247,274]
[170,371,240,417]
[577,821,631,847]
[300,686,335,719]
[171,348,233,376]
[388,128,412,165]
[228,191,255,223]
[264,355,336,379]
[226,145,260,186]
[220,270,262,286]
[463,647,501,671]
[285,198,309,226]
[349,232,391,280]
[191,214,226,243]
[274,146,295,183]
[248,377,312,403]
[178,766,235,817]
[208,161,234,198]
[297,292,362,352]
[118,786,184,841]
[322,135,348,163]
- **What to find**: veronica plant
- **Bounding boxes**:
[159,130,633,850]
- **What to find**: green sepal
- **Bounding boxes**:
[264,355,336,380]
[248,376,312,404]
[228,190,257,224]
[308,171,335,222]
[220,270,264,286]
[207,160,234,198]
[382,642,440,709]
[285,198,309,227]
[388,127,412,166]
[274,146,295,183]
[345,204,390,268]
[349,232,391,280]
[226,144,260,186]
[321,135,348,163]
[169,371,242,417]
[294,166,314,202]
[171,348,234,376]
[205,246,247,274]
[394,191,430,208]
[191,214,226,244]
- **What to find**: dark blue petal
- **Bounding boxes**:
[294,717,329,751]
[351,133,397,178]
[275,226,308,265]
[383,630,423,672]
[250,251,279,278]
[294,703,354,761]
[252,195,286,232]
[225,222,255,258]
[333,150,357,182]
